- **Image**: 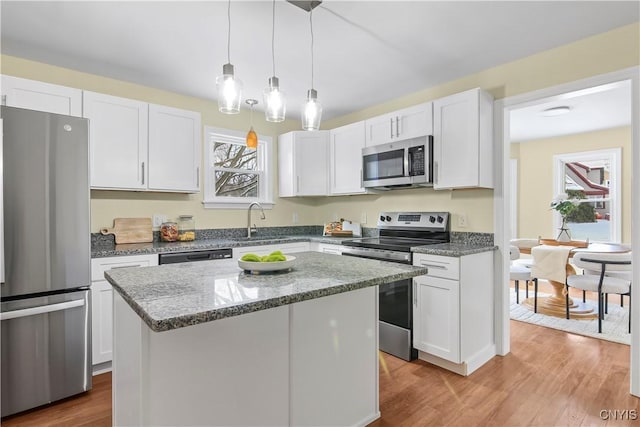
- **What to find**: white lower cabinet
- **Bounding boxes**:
[412,251,495,376]
[309,242,344,255]
[90,254,158,371]
[232,242,310,260]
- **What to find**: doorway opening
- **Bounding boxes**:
[495,67,639,396]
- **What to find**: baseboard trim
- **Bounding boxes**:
[354,411,380,427]
[92,361,112,376]
[418,344,496,376]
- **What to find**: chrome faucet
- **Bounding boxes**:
[247,202,266,238]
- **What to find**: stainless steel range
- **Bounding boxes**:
[341,212,450,361]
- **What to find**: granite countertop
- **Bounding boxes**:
[92,235,353,258]
[411,242,498,257]
[105,251,428,333]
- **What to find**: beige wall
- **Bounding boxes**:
[2,22,638,233]
[511,126,632,243]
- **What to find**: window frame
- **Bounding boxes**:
[202,126,274,209]
[553,148,621,243]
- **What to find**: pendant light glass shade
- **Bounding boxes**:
[246,99,258,148]
[246,127,258,148]
[217,63,243,114]
[302,9,321,130]
[264,76,286,122]
[302,89,322,131]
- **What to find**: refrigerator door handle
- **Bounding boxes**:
[0,299,85,321]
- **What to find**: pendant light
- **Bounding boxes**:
[216,0,242,114]
[264,0,286,122]
[246,99,258,148]
[302,9,322,131]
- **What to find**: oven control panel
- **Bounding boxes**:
[377,211,449,231]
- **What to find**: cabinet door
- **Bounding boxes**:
[1,75,82,117]
[329,122,366,195]
[277,133,295,197]
[294,131,329,196]
[364,113,394,147]
[91,280,114,365]
[83,91,148,190]
[433,88,493,190]
[90,254,158,367]
[413,275,460,363]
[148,104,201,192]
[396,102,433,141]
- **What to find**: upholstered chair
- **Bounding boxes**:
[566,252,632,333]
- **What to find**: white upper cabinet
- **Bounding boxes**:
[433,88,493,190]
[84,91,201,192]
[365,102,433,147]
[329,121,366,195]
[1,75,82,117]
[83,91,149,190]
[148,104,201,192]
[278,131,329,197]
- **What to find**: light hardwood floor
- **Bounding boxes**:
[2,321,638,427]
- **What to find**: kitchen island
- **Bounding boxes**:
[105,251,428,427]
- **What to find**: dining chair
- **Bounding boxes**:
[510,246,538,311]
[510,238,540,268]
[566,252,632,333]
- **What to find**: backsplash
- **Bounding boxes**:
[92,225,324,246]
[91,227,491,246]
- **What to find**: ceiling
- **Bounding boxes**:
[510,80,632,142]
[1,1,638,137]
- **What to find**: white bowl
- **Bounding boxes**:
[238,255,297,272]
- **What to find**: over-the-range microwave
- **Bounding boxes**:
[362,135,433,190]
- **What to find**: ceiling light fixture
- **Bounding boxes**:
[541,106,571,117]
[246,99,258,148]
[287,1,322,12]
[216,0,242,114]
[264,0,286,122]
[301,9,322,131]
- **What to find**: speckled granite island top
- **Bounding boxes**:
[105,251,428,333]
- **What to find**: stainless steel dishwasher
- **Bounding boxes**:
[158,248,233,265]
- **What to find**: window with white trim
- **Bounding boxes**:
[553,148,621,242]
[203,127,273,209]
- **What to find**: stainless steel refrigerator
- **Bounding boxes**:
[0,106,92,417]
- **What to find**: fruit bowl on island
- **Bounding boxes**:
[238,251,297,273]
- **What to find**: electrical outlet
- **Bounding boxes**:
[458,214,468,228]
[292,212,299,224]
[361,212,367,224]
[153,214,167,227]
[332,212,339,221]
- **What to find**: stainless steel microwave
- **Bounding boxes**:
[362,136,433,189]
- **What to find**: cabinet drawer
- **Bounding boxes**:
[413,253,459,280]
[91,254,158,281]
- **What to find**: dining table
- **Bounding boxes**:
[519,239,630,319]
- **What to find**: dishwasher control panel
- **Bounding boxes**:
[158,248,233,265]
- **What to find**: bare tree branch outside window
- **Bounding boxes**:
[213,142,259,198]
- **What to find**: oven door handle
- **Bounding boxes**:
[340,246,411,264]
[413,281,417,306]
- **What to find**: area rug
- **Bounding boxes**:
[509,290,630,345]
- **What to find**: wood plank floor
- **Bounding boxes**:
[2,321,638,426]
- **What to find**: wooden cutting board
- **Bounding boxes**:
[100,218,153,244]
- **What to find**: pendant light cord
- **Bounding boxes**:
[310,9,314,89]
[271,0,276,76]
[227,0,231,63]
